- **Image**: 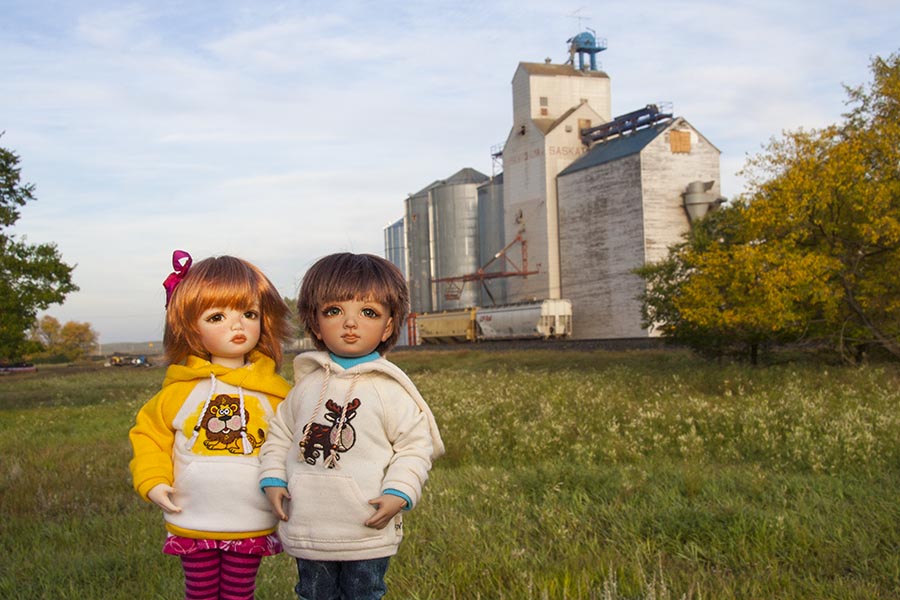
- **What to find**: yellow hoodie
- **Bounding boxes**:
[129,351,290,539]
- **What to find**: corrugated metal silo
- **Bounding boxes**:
[405,182,437,314]
[430,168,489,311]
[383,217,407,280]
[477,173,507,306]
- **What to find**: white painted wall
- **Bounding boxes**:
[558,154,648,339]
[503,63,611,303]
[557,119,722,339]
[641,119,721,264]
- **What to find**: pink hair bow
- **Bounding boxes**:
[163,250,192,308]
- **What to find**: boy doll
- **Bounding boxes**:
[260,252,444,599]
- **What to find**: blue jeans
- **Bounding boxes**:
[295,557,391,600]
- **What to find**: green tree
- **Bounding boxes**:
[638,52,900,362]
[1,136,78,361]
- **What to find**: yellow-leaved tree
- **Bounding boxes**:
[637,201,839,363]
[28,315,98,362]
[639,51,900,362]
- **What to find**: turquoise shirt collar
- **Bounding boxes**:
[330,351,380,370]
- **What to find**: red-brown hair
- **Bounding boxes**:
[163,255,291,367]
[297,253,409,355]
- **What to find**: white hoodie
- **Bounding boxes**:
[259,351,444,561]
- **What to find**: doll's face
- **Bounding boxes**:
[314,297,393,358]
[197,305,261,368]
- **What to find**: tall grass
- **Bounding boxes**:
[1,351,899,598]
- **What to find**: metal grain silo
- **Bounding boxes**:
[383,217,411,347]
[477,173,507,306]
[430,168,489,311]
[405,182,438,314]
[383,217,407,280]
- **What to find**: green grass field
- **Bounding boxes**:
[2,349,899,599]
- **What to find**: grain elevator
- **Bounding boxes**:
[386,31,724,341]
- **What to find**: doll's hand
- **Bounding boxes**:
[264,487,291,522]
[148,484,182,514]
[365,494,407,530]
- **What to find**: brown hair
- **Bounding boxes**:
[297,253,409,355]
[163,255,291,367]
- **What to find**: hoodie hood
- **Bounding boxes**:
[165,351,291,399]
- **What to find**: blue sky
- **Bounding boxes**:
[2,0,898,344]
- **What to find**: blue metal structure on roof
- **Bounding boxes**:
[567,30,607,71]
[580,104,673,145]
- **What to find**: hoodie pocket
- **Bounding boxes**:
[283,471,382,545]
[170,458,275,533]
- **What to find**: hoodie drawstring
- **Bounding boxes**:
[299,364,360,469]
[323,372,360,469]
[185,372,217,451]
[301,363,332,444]
[238,386,252,454]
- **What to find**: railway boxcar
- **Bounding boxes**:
[476,299,572,340]
[414,308,477,344]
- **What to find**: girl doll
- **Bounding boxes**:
[130,250,292,600]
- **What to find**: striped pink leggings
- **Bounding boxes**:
[181,549,262,600]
